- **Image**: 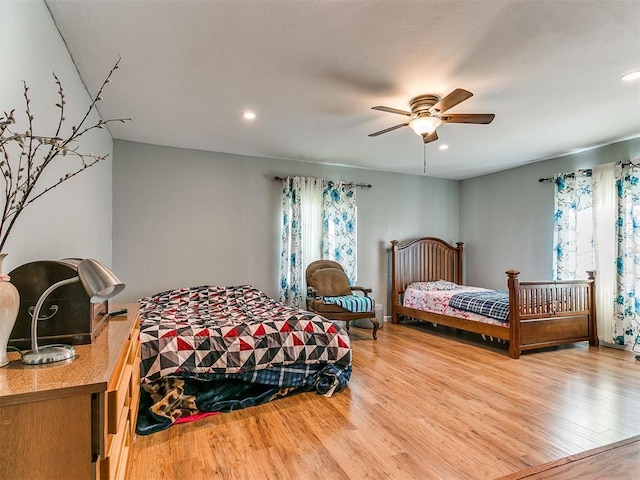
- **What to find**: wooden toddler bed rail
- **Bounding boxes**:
[391,237,598,358]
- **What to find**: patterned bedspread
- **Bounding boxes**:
[136,285,353,434]
[139,285,352,383]
[402,284,509,327]
[449,290,510,323]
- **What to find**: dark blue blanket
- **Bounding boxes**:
[136,363,351,435]
[449,290,510,323]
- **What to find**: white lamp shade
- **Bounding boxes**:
[409,116,442,136]
[77,259,125,303]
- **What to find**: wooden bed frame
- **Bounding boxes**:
[391,237,598,358]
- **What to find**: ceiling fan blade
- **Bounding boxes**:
[372,106,413,117]
[430,88,473,114]
[440,113,495,124]
[422,131,438,144]
[368,122,410,137]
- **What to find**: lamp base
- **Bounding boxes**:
[21,345,76,365]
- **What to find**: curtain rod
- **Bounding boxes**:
[538,169,592,183]
[273,176,372,189]
[538,161,637,183]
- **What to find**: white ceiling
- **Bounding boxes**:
[45,0,640,180]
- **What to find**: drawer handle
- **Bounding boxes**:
[28,305,59,321]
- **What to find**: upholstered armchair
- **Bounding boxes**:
[305,260,379,339]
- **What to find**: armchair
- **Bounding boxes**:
[305,260,379,339]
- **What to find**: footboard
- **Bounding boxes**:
[507,270,598,358]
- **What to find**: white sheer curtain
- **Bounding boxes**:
[300,177,323,280]
[279,176,322,307]
[592,163,616,342]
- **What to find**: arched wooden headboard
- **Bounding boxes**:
[390,237,463,320]
[391,237,463,293]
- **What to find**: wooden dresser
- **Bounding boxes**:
[0,303,140,480]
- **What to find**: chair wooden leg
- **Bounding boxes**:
[345,320,350,331]
[370,317,379,340]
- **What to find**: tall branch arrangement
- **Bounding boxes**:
[0,58,128,252]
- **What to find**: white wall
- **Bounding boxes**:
[0,0,113,272]
[460,137,640,289]
[112,140,460,310]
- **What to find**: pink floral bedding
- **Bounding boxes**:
[402,284,509,327]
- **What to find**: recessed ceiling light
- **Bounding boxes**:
[622,70,640,82]
[438,145,449,150]
[243,111,256,120]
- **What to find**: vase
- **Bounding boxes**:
[0,254,20,367]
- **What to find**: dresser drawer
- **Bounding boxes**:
[114,420,132,480]
[100,408,129,480]
[107,336,134,435]
[128,340,141,436]
[97,312,140,480]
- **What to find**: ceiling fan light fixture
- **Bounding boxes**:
[622,70,640,82]
[409,116,442,136]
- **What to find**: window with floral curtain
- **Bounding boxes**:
[279,177,357,307]
[552,171,594,280]
[552,162,640,348]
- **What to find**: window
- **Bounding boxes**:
[279,177,357,307]
[552,172,594,280]
[553,163,640,347]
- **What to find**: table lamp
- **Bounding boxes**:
[21,258,125,365]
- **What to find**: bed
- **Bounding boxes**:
[136,284,352,434]
[391,237,598,358]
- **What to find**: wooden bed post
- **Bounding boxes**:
[587,270,599,347]
[456,242,464,284]
[391,240,399,324]
[506,270,521,359]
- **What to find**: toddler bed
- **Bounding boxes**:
[391,237,598,358]
[136,285,352,434]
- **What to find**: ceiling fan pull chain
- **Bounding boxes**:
[423,143,427,174]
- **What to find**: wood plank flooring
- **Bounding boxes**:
[127,321,640,479]
[497,435,640,479]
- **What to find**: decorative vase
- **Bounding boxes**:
[0,254,20,367]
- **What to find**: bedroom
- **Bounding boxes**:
[0,0,639,479]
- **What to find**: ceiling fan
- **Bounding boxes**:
[368,88,495,143]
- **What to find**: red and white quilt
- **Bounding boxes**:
[138,285,352,383]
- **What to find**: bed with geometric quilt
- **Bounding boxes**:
[136,285,352,435]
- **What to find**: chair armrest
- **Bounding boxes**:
[351,286,372,296]
[307,286,321,298]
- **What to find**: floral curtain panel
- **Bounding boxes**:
[279,177,304,306]
[552,172,594,280]
[322,181,357,284]
[613,163,640,346]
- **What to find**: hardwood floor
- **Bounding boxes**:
[127,321,640,479]
[497,435,640,479]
